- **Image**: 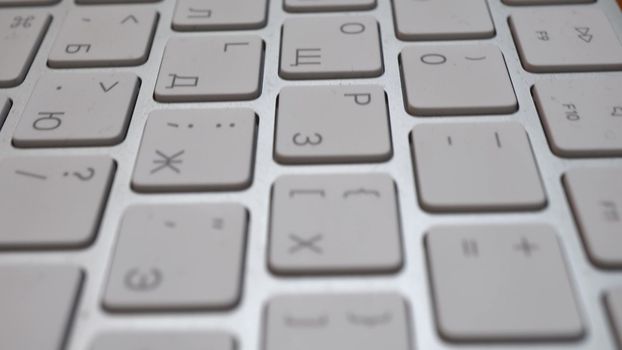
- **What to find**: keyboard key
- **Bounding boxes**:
[510,9,622,73]
[91,332,234,350]
[401,44,516,116]
[0,266,82,350]
[13,72,139,147]
[0,12,50,87]
[392,0,494,41]
[427,225,584,341]
[266,294,409,350]
[172,0,268,31]
[564,167,622,268]
[103,204,247,311]
[280,16,382,79]
[270,174,402,274]
[284,0,376,12]
[48,7,158,68]
[154,36,263,102]
[0,0,57,4]
[0,156,114,248]
[275,85,392,164]
[503,0,593,4]
[411,122,546,212]
[78,0,160,3]
[534,77,622,157]
[606,289,622,347]
[132,109,256,192]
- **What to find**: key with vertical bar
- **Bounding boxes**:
[533,77,622,157]
[0,265,83,350]
[564,167,622,268]
[392,0,495,41]
[284,0,376,12]
[275,85,392,164]
[0,12,50,87]
[265,294,410,350]
[13,72,140,147]
[103,204,247,311]
[132,109,256,192]
[411,122,546,212]
[0,156,115,248]
[270,174,402,274]
[172,0,268,31]
[90,332,235,350]
[427,225,584,341]
[401,44,517,116]
[510,8,622,72]
[154,36,263,102]
[48,7,157,68]
[280,16,382,79]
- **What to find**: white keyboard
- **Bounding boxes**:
[0,0,622,349]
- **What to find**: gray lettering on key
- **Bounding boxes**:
[65,44,91,54]
[285,315,329,328]
[575,27,593,43]
[494,131,503,148]
[420,53,447,65]
[166,74,199,89]
[151,150,185,174]
[563,103,580,121]
[465,56,487,61]
[63,167,96,181]
[289,233,323,254]
[224,42,249,52]
[344,92,372,106]
[347,311,392,327]
[14,169,47,180]
[121,15,139,25]
[340,22,366,34]
[462,239,479,257]
[514,237,538,257]
[187,7,212,19]
[99,81,119,93]
[291,48,322,67]
[601,200,620,222]
[212,217,224,230]
[33,112,65,131]
[124,267,162,292]
[612,106,622,117]
[10,15,34,29]
[289,189,326,198]
[343,188,380,199]
[292,132,323,146]
[536,30,550,41]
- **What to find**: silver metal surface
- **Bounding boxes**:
[0,0,621,349]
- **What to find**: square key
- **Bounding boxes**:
[401,44,517,116]
[270,174,402,274]
[13,72,139,147]
[275,85,392,164]
[533,77,622,157]
[411,122,546,212]
[427,225,584,341]
[172,0,268,31]
[510,8,622,72]
[132,109,256,192]
[154,36,264,102]
[0,156,115,248]
[280,16,383,79]
[103,204,247,311]
[284,0,376,12]
[48,7,158,68]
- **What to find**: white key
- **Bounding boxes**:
[48,7,157,68]
[0,266,82,350]
[503,0,593,4]
[280,16,382,79]
[0,12,50,87]
[275,85,392,164]
[13,73,139,147]
[284,0,376,12]
[392,0,494,40]
[564,167,622,268]
[154,36,263,102]
[0,156,114,248]
[0,0,58,4]
[90,332,234,350]
[411,122,546,212]
[533,77,622,157]
[265,294,410,350]
[0,96,10,126]
[401,44,517,116]
[103,204,247,311]
[78,0,159,3]
[132,109,256,192]
[172,0,267,31]
[427,225,584,341]
[606,289,622,347]
[270,174,402,274]
[510,9,622,72]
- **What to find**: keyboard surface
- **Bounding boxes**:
[0,0,622,349]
